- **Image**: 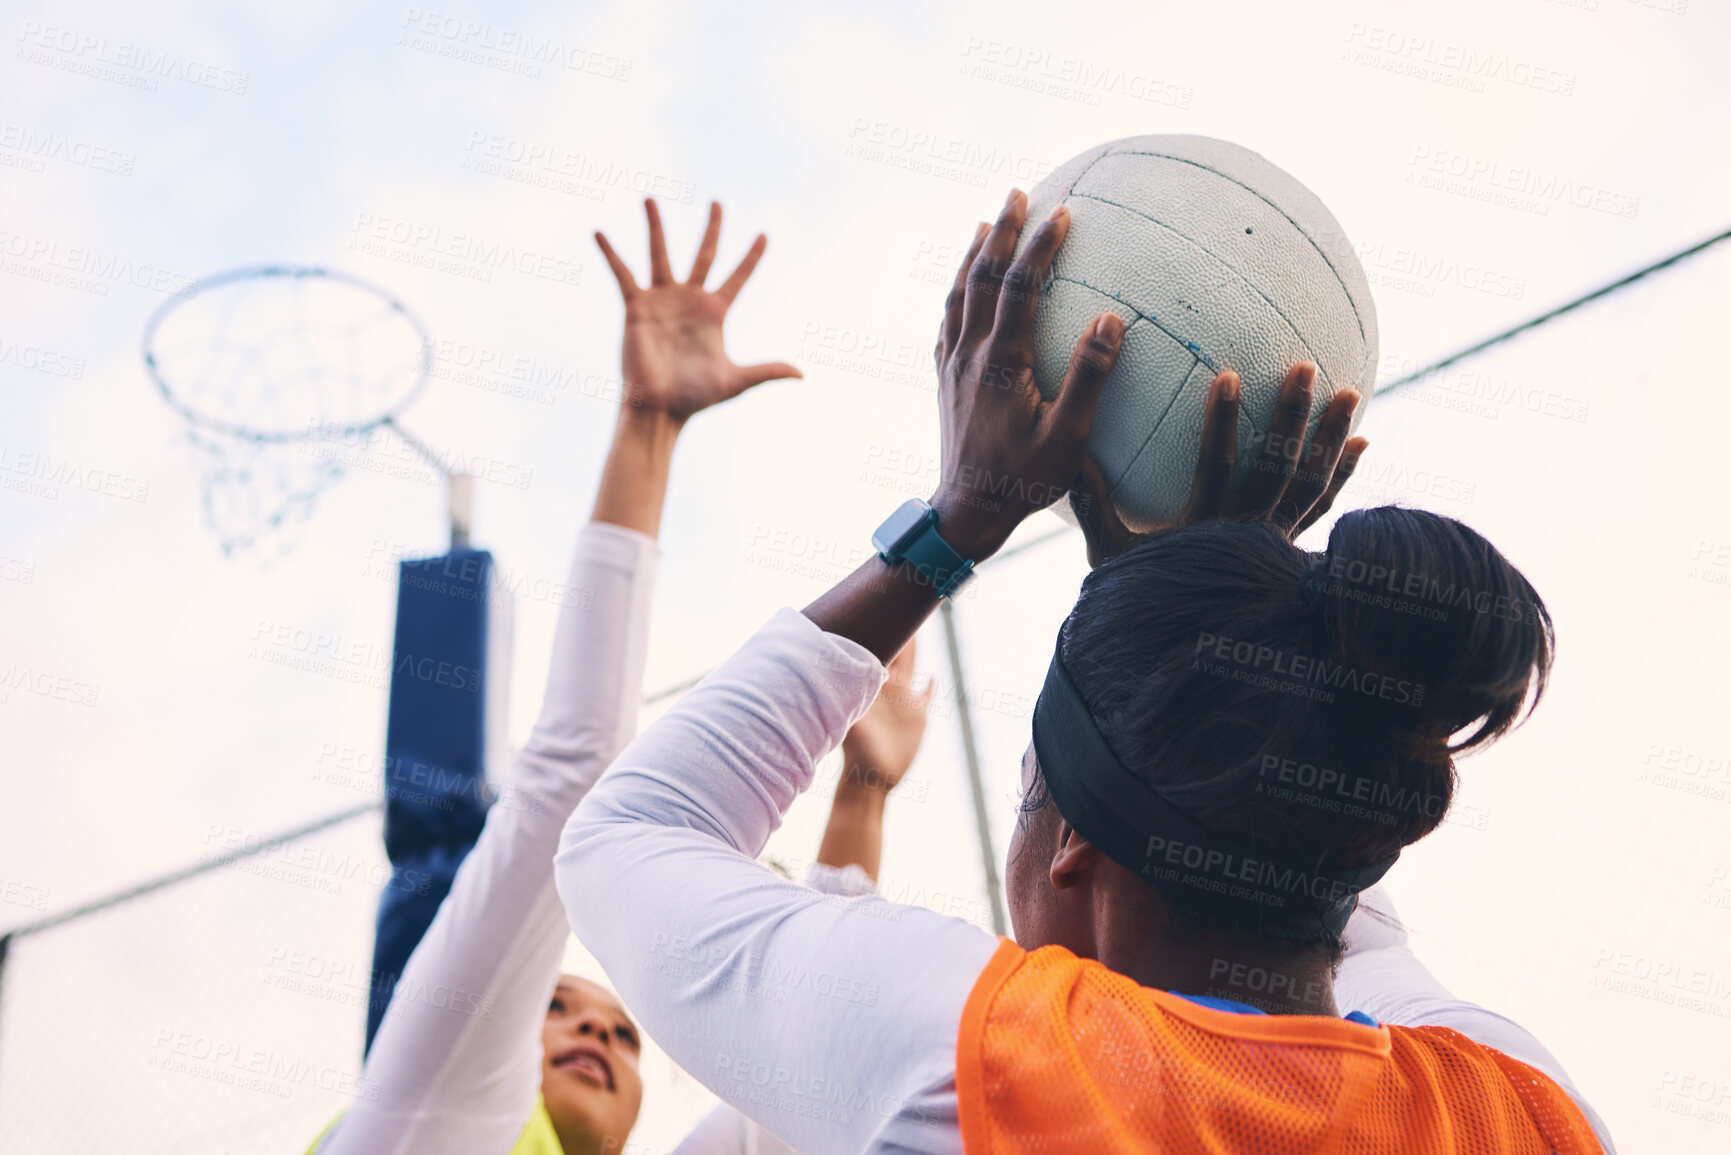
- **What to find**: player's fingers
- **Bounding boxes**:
[715,234,768,305]
[960,189,1028,345]
[730,360,803,394]
[645,198,675,286]
[994,203,1068,342]
[1236,362,1316,517]
[1048,313,1124,444]
[938,222,990,366]
[1070,451,1133,568]
[1274,389,1358,532]
[1182,371,1241,524]
[1295,436,1368,536]
[687,201,723,286]
[594,232,638,297]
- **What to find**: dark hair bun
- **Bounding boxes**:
[1312,507,1553,757]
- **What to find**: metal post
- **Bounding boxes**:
[447,472,475,550]
[0,932,10,1103]
[940,599,1008,936]
[379,417,472,549]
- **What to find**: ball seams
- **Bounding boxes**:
[1100,147,1372,358]
[1059,144,1118,203]
[1047,274,1217,373]
[1050,275,1324,500]
[1046,280,1209,497]
[1057,191,1336,397]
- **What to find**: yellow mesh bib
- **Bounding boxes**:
[305,1092,563,1154]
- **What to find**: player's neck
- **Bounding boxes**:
[1087,889,1340,1017]
[1114,937,1340,1018]
[549,1116,617,1155]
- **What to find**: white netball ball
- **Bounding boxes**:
[1013,135,1378,528]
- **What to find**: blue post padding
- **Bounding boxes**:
[380,549,493,858]
[365,846,465,1048]
[366,548,495,1052]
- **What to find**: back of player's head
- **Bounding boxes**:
[1042,508,1551,942]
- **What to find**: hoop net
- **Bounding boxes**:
[143,266,431,556]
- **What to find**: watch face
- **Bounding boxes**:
[872,498,934,556]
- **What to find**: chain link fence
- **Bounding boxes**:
[0,805,385,1154]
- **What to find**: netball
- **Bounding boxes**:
[1015,134,1378,528]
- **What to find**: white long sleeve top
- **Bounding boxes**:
[320,522,660,1155]
[556,608,1616,1155]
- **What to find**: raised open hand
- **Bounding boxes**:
[840,641,934,794]
[1068,364,1369,568]
[595,199,800,423]
[926,189,1125,563]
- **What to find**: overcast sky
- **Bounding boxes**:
[3,0,1729,1151]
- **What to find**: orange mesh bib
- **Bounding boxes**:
[956,940,1601,1155]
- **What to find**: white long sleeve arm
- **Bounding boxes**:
[322,523,659,1155]
[557,609,998,1155]
[671,864,884,1155]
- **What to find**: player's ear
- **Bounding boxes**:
[1049,822,1102,890]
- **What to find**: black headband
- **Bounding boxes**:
[1030,637,1399,940]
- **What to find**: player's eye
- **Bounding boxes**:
[548,997,565,1014]
[616,1024,639,1049]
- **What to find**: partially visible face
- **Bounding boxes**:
[539,976,644,1151]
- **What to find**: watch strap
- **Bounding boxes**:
[878,505,974,598]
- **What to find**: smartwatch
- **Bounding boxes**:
[871,498,975,598]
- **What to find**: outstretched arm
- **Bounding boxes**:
[320,200,796,1155]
